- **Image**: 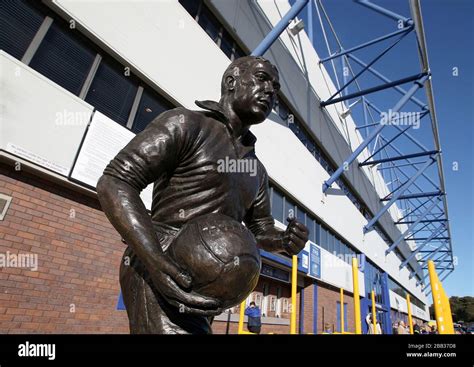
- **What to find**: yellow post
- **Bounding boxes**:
[352,257,362,334]
[290,255,298,334]
[441,288,455,334]
[406,294,414,334]
[428,260,453,334]
[238,299,246,334]
[340,288,345,333]
[371,290,377,334]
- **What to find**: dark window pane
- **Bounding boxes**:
[285,197,296,221]
[334,238,341,257]
[278,98,289,121]
[233,45,246,60]
[198,6,220,43]
[271,189,284,223]
[296,207,306,227]
[220,29,233,59]
[132,89,173,133]
[179,0,200,19]
[321,227,328,250]
[0,0,44,60]
[327,232,335,254]
[30,23,95,95]
[85,61,138,126]
[315,222,321,245]
[308,218,315,243]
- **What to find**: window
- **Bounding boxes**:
[85,60,138,126]
[179,0,246,61]
[271,189,284,223]
[327,232,335,254]
[277,97,290,121]
[307,218,315,243]
[336,301,349,332]
[285,197,296,221]
[220,29,234,59]
[296,206,306,227]
[29,23,96,95]
[388,277,425,309]
[315,222,321,246]
[179,0,200,19]
[321,227,328,251]
[275,287,282,317]
[334,238,342,258]
[198,6,220,44]
[0,0,44,60]
[132,89,174,133]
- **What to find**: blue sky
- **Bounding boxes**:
[291,0,473,297]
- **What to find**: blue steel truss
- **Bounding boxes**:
[251,0,454,295]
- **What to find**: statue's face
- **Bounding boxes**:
[231,61,280,124]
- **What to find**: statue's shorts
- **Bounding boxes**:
[119,222,213,334]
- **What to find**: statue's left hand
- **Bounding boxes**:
[282,217,309,256]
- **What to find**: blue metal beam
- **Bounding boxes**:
[416,251,450,285]
[323,31,412,106]
[360,150,438,167]
[378,135,436,187]
[355,0,413,26]
[323,74,430,193]
[307,0,314,44]
[416,254,447,291]
[320,25,413,63]
[322,72,427,107]
[364,154,436,233]
[251,0,309,57]
[381,191,443,202]
[399,223,446,269]
[397,218,446,225]
[385,197,441,255]
[424,268,450,294]
[367,102,430,152]
[405,237,449,241]
[349,55,427,109]
[439,269,454,282]
[378,161,426,170]
[397,199,435,222]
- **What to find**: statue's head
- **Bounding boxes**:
[220,56,280,125]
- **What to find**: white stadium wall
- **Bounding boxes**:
[1,51,92,176]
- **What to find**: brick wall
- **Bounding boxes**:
[317,282,355,334]
[0,163,129,333]
[0,162,361,335]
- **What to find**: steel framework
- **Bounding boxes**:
[251,0,454,295]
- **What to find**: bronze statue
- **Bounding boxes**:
[97,56,308,334]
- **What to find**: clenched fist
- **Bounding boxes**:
[282,217,309,256]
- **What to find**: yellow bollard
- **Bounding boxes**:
[441,287,455,334]
[428,260,455,334]
[406,294,414,334]
[352,257,362,334]
[371,290,377,334]
[290,255,297,334]
[238,299,246,334]
[340,288,345,333]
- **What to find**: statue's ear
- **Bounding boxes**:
[225,75,236,92]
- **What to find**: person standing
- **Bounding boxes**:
[245,302,262,334]
[366,313,382,334]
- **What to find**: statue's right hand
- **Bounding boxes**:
[149,254,223,316]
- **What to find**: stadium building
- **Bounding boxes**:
[0,0,454,334]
